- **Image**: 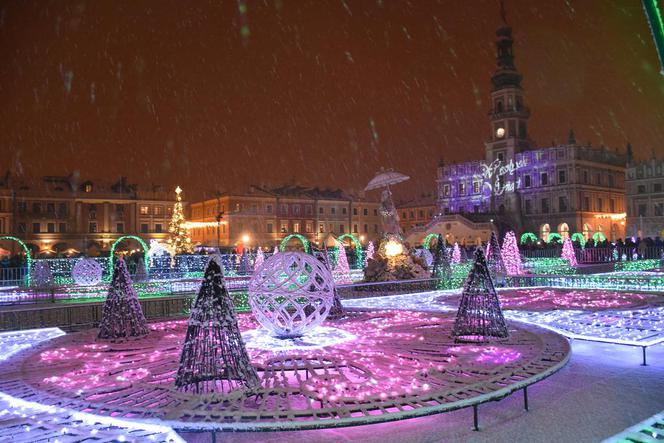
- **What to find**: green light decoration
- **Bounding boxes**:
[519,232,538,245]
[422,233,438,250]
[337,233,363,267]
[279,234,310,253]
[108,235,150,279]
[570,233,586,248]
[615,259,661,272]
[547,233,563,244]
[523,257,576,275]
[643,0,664,75]
[592,231,607,246]
[0,236,32,286]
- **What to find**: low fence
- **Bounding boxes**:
[522,246,664,264]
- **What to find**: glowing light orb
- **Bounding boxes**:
[72,258,103,286]
[384,240,404,257]
[248,252,335,338]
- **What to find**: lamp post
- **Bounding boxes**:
[216,211,224,253]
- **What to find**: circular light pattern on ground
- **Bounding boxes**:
[0,311,569,431]
[496,288,659,311]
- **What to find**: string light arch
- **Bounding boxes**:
[336,233,363,266]
[108,235,150,277]
[422,233,438,250]
[519,232,538,245]
[279,234,310,253]
[0,236,32,286]
[571,232,586,248]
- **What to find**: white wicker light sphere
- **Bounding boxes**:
[72,258,103,286]
[248,252,335,338]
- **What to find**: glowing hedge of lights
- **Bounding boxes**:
[0,236,32,286]
[615,259,662,272]
[523,258,576,275]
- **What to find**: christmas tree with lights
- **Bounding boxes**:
[316,244,344,319]
[486,231,506,281]
[452,248,509,343]
[501,231,523,275]
[452,242,461,264]
[175,256,260,393]
[98,258,149,340]
[168,186,193,254]
[432,234,452,288]
[333,243,353,284]
[561,237,578,266]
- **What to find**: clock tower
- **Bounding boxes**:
[485,17,531,165]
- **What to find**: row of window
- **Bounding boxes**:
[635,183,664,194]
[199,202,378,218]
[401,208,434,220]
[442,169,618,198]
[631,202,664,217]
[17,201,69,216]
[192,222,380,237]
[524,196,617,215]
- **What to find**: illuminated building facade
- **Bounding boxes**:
[625,155,664,239]
[434,21,627,242]
[0,173,175,256]
[189,185,382,249]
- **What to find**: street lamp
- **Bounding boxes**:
[216,211,224,253]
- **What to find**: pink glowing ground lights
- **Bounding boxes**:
[496,288,658,311]
[0,311,569,431]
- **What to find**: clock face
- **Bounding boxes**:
[496,127,505,138]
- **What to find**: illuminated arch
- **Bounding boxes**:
[547,233,563,244]
[279,234,310,253]
[109,235,150,277]
[520,232,538,245]
[0,236,32,286]
[592,231,607,245]
[422,233,438,250]
[337,233,363,265]
[571,232,586,248]
[540,224,551,242]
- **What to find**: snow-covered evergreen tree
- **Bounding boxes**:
[175,256,259,393]
[98,258,149,340]
[432,234,452,288]
[168,186,193,254]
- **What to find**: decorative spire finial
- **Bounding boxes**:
[499,0,508,25]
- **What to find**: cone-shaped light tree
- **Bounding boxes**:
[168,186,193,254]
[432,234,451,288]
[273,245,279,255]
[501,231,523,275]
[316,244,344,319]
[452,248,509,343]
[98,258,149,340]
[561,237,578,266]
[486,231,506,281]
[254,248,265,270]
[175,256,260,393]
[333,243,353,284]
[364,241,375,267]
[451,242,461,264]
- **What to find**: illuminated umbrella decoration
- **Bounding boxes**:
[364,170,410,191]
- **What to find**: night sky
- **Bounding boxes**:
[1,0,663,202]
